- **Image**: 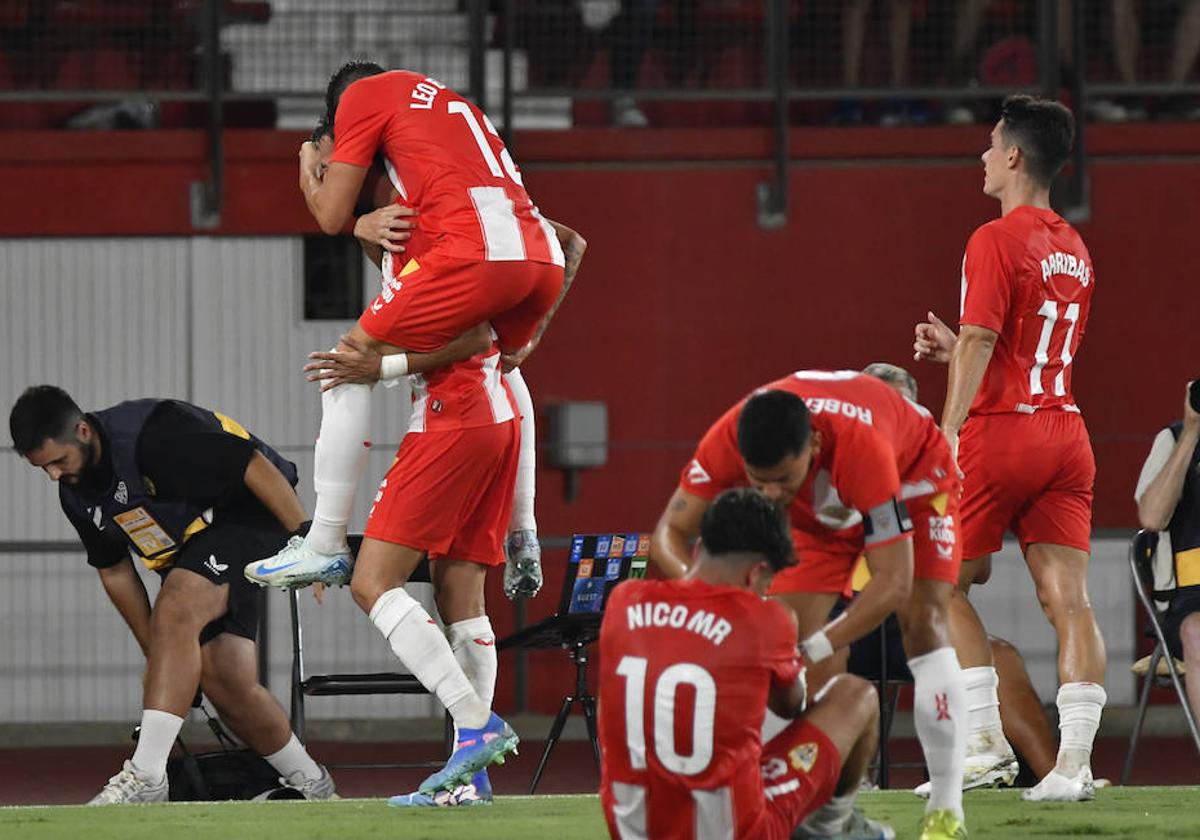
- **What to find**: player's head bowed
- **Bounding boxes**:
[10,385,96,485]
[699,488,796,576]
[994,94,1075,188]
[323,60,386,127]
[736,389,816,508]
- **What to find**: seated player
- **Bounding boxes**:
[9,386,335,804]
[249,61,583,593]
[651,370,968,840]
[599,488,893,840]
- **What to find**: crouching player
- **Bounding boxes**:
[599,488,893,840]
[9,386,335,804]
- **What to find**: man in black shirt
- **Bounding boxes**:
[9,386,336,804]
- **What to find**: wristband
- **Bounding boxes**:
[379,353,409,380]
[801,630,833,664]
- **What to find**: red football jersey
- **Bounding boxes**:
[680,370,953,558]
[331,70,564,267]
[959,205,1095,416]
[598,578,804,840]
[405,345,516,434]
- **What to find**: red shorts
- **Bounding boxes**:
[755,718,842,839]
[769,489,961,596]
[959,411,1094,558]
[359,251,564,353]
[363,420,519,565]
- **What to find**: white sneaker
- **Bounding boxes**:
[244,536,353,589]
[1021,766,1095,802]
[504,529,543,599]
[913,731,1018,796]
[280,765,338,800]
[88,760,169,805]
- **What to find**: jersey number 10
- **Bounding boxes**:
[616,656,717,776]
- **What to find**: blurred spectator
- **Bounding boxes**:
[605,0,662,127]
[838,0,920,124]
[1134,380,1200,717]
[1105,0,1200,119]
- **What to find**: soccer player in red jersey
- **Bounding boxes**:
[253,62,581,581]
[601,488,892,840]
[913,95,1104,802]
[652,370,968,839]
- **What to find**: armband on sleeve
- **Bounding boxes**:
[862,497,913,547]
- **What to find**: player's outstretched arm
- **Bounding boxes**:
[913,311,957,363]
[940,324,998,455]
[244,451,309,533]
[650,488,708,579]
[804,536,913,664]
[96,558,154,657]
[500,219,587,372]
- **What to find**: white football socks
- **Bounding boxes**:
[305,380,373,555]
[504,368,537,534]
[1055,681,1106,775]
[263,733,323,783]
[447,616,498,709]
[963,665,1009,751]
[908,646,967,818]
[130,709,185,783]
[369,587,490,729]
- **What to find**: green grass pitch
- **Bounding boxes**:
[2,788,1196,839]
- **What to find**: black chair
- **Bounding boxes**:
[1120,529,1200,784]
[288,535,452,771]
[851,616,918,789]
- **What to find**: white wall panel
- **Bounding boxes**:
[0,238,189,541]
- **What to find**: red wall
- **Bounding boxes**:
[4,125,1197,711]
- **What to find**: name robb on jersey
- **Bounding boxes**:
[409,77,447,110]
[1040,251,1091,286]
[804,397,873,426]
[626,601,733,646]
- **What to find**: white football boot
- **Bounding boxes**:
[244,535,352,589]
[88,760,169,805]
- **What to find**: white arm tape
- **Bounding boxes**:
[801,630,834,664]
[379,353,409,381]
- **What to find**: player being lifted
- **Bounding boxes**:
[249,61,582,591]
[914,95,1104,802]
[652,370,968,840]
[600,488,892,840]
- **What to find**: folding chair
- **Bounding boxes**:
[1120,529,1200,784]
[288,535,452,771]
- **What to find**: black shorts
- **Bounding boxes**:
[157,519,289,645]
[1160,590,1200,661]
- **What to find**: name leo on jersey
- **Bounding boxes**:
[626,602,733,646]
[409,77,447,110]
[1040,251,1091,287]
[804,397,873,425]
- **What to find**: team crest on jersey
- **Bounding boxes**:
[788,742,819,773]
[114,481,128,504]
[761,757,789,781]
[686,459,711,485]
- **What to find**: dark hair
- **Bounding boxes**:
[737,389,812,469]
[10,385,83,455]
[863,362,918,402]
[700,488,795,573]
[324,60,386,125]
[999,95,1075,186]
[310,118,332,145]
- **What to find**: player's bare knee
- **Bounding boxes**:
[1180,613,1200,656]
[349,575,385,614]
